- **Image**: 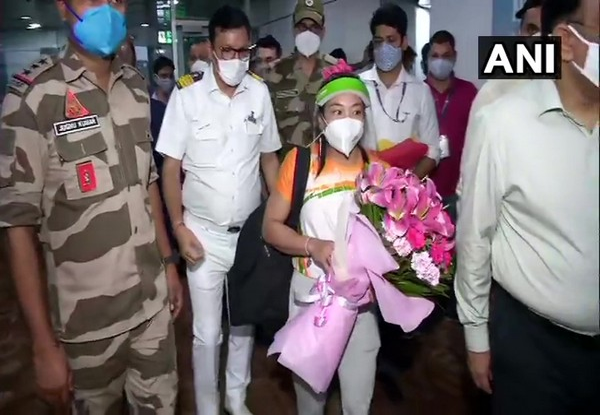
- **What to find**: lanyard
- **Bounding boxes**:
[433,85,454,122]
[374,82,408,123]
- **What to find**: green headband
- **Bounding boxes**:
[316,77,370,107]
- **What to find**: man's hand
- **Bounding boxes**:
[166,264,183,318]
[175,226,204,265]
[33,341,72,406]
[467,350,492,394]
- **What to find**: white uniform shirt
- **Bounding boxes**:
[156,68,281,227]
[456,79,600,352]
[360,65,440,162]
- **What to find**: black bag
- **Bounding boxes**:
[227,147,311,338]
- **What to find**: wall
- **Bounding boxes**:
[430,0,493,87]
[493,0,525,35]
[252,0,420,65]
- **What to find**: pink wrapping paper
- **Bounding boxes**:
[268,213,434,393]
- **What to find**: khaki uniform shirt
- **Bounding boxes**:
[0,46,168,343]
[265,53,337,152]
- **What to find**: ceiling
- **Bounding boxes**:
[0,0,243,32]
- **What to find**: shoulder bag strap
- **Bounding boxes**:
[285,146,311,229]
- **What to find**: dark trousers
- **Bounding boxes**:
[490,285,600,415]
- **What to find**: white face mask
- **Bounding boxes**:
[569,25,599,88]
[154,76,175,94]
[295,31,321,57]
[191,59,209,73]
[323,118,364,157]
[215,56,249,86]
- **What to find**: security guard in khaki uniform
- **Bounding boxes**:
[265,0,338,155]
[0,1,181,413]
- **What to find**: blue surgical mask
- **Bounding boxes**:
[66,4,127,57]
[428,58,454,80]
[374,43,403,72]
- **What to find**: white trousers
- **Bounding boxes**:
[289,271,380,415]
[185,213,254,415]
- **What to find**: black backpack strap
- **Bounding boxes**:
[285,147,311,229]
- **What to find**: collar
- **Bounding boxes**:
[292,53,329,76]
[60,42,125,84]
[425,74,456,94]
[534,79,566,116]
[361,64,419,86]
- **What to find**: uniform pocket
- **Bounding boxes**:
[188,124,222,167]
[55,132,114,200]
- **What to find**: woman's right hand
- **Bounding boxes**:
[307,238,335,271]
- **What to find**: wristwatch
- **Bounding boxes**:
[162,254,179,266]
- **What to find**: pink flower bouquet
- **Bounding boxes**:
[356,162,456,297]
[268,213,434,393]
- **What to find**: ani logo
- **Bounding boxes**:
[478,36,562,80]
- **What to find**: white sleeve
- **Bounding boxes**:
[259,85,282,153]
[418,85,441,162]
[455,107,505,353]
[155,87,190,160]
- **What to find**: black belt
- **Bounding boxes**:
[227,226,241,233]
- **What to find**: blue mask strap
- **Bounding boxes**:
[63,1,83,22]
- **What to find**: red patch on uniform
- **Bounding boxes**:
[13,73,33,85]
[65,90,91,119]
[76,161,97,193]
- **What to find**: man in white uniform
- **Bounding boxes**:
[360,3,440,178]
[156,6,281,415]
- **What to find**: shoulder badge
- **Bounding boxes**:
[247,71,264,82]
[8,55,56,97]
[176,71,204,90]
[323,54,339,65]
[124,63,146,80]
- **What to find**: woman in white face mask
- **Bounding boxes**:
[263,64,382,415]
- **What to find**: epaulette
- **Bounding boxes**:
[247,71,264,82]
[124,63,146,80]
[8,55,56,97]
[323,54,339,65]
[176,71,203,89]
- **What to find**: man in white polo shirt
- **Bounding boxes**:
[360,3,440,179]
[156,6,280,415]
[456,0,599,413]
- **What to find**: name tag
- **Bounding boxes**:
[53,115,100,137]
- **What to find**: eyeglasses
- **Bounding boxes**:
[295,22,323,34]
[219,45,254,61]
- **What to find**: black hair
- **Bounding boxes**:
[420,42,430,74]
[152,56,175,75]
[541,0,581,35]
[256,35,282,58]
[403,46,417,72]
[208,5,251,44]
[330,48,347,61]
[313,73,368,176]
[369,3,408,37]
[430,30,456,49]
